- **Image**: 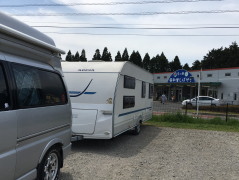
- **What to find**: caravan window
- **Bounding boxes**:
[124,75,135,89]
[123,96,135,109]
[12,64,67,108]
[0,64,9,110]
[149,84,153,99]
[142,82,146,98]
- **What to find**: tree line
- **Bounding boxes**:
[65,41,239,73]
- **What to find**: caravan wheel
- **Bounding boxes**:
[132,122,141,135]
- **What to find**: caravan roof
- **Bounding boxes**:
[62,61,153,82]
[62,61,126,73]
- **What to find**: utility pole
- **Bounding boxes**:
[196,69,202,117]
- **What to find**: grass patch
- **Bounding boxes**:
[146,113,239,132]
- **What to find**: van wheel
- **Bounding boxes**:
[38,147,61,180]
[132,122,141,135]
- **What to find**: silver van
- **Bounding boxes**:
[0,12,72,179]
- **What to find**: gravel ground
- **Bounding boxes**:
[60,126,239,180]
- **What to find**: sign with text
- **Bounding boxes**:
[168,69,195,83]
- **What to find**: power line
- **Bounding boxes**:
[0,0,223,7]
[25,22,239,26]
[32,25,239,29]
[11,10,239,16]
[43,32,239,36]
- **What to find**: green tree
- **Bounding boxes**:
[169,56,182,72]
[122,48,129,61]
[158,52,169,72]
[92,49,101,60]
[101,47,112,61]
[80,49,87,62]
[115,51,122,61]
[129,51,142,67]
[74,51,80,61]
[149,56,157,73]
[142,53,151,71]
[183,63,191,70]
[201,42,239,69]
[65,50,72,61]
[191,60,201,70]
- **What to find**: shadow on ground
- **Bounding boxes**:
[70,125,161,158]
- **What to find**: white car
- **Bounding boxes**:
[182,96,220,107]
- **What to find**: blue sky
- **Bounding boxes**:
[1,0,239,66]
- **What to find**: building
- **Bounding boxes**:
[154,67,239,105]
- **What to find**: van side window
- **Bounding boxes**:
[0,65,9,110]
[124,75,135,89]
[149,84,153,99]
[12,64,67,108]
[123,96,135,109]
[142,81,146,98]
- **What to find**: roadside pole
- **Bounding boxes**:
[196,69,202,117]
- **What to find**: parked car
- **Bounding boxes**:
[0,11,71,180]
[182,96,220,107]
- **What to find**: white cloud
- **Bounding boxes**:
[2,0,239,66]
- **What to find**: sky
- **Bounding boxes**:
[1,0,239,66]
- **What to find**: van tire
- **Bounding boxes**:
[132,122,141,135]
[37,147,61,180]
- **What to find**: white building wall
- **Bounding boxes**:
[154,67,239,104]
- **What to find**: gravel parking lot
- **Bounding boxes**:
[60,126,239,180]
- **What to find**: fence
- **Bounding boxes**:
[153,101,239,121]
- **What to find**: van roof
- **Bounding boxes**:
[0,11,65,54]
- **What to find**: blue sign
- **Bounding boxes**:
[168,69,195,83]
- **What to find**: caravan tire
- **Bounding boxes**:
[132,123,141,135]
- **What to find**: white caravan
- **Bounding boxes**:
[62,61,153,139]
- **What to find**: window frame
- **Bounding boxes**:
[0,62,11,111]
[123,96,135,109]
[124,75,135,89]
[149,83,154,99]
[11,63,68,109]
[225,72,231,77]
[141,81,146,98]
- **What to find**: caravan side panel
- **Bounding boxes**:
[113,63,153,136]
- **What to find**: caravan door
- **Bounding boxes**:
[72,107,97,134]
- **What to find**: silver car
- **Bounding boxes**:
[182,96,220,107]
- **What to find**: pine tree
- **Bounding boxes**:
[150,57,157,73]
[122,48,129,61]
[74,51,80,62]
[80,49,87,62]
[183,63,191,70]
[142,53,151,71]
[92,49,101,60]
[191,60,201,70]
[65,50,72,61]
[108,52,112,61]
[158,52,169,72]
[101,47,112,61]
[135,51,142,67]
[115,51,122,61]
[169,56,182,71]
